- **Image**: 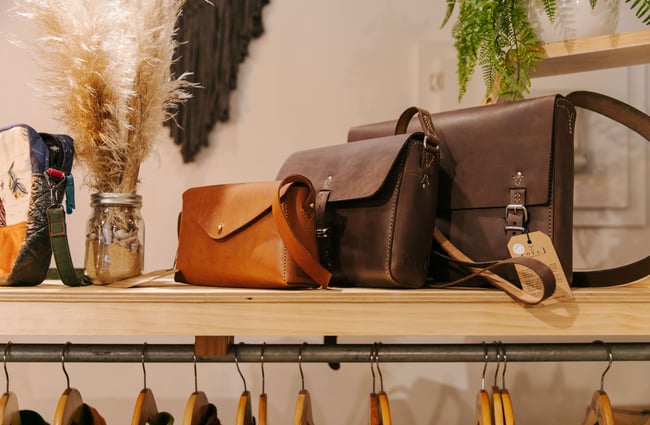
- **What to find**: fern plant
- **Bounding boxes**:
[443,0,650,102]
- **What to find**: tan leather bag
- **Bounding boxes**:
[174,175,331,289]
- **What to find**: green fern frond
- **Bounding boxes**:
[441,0,457,28]
[444,0,544,101]
[626,0,650,24]
[541,0,556,22]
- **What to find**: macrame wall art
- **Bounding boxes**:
[166,0,270,162]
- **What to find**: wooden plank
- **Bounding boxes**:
[0,276,647,336]
[533,29,650,77]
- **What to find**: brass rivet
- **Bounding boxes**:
[217,224,224,233]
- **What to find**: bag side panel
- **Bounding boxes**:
[389,141,438,288]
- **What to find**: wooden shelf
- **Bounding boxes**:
[0,276,648,337]
[533,28,650,78]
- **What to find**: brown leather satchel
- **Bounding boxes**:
[347,91,650,290]
[174,175,331,289]
[277,107,441,288]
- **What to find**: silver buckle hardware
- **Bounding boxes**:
[316,227,330,238]
[504,204,529,224]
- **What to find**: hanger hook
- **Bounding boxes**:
[260,342,266,395]
[193,352,198,393]
[298,342,307,391]
[596,340,613,391]
[481,342,488,391]
[3,341,11,393]
[375,342,385,392]
[141,343,148,389]
[61,342,71,390]
[499,341,508,389]
[369,343,377,393]
[492,341,502,388]
[234,342,247,392]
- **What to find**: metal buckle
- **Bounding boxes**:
[316,227,330,238]
[504,204,529,224]
[505,225,527,233]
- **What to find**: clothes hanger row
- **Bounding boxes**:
[473,340,643,425]
[1,340,648,425]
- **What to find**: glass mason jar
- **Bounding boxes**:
[84,193,144,284]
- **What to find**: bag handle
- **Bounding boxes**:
[272,175,332,288]
[566,91,650,287]
[395,106,441,146]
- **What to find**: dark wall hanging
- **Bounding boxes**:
[166,0,270,163]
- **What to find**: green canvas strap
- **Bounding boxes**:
[47,205,88,286]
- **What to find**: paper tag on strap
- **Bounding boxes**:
[507,231,573,302]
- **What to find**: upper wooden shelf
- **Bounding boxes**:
[0,276,649,337]
[533,28,650,78]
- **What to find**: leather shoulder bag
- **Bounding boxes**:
[347,91,649,289]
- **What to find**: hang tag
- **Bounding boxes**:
[507,231,573,302]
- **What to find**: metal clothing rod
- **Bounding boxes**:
[2,342,650,363]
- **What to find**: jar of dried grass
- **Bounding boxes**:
[84,193,144,284]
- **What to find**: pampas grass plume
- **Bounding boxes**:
[14,0,193,193]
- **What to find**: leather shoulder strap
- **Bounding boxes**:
[272,175,332,288]
[433,228,556,305]
[48,205,86,286]
[566,91,650,287]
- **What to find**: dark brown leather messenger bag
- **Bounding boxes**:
[347,91,649,292]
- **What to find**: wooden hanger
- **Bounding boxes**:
[369,393,380,425]
[1,343,20,425]
[491,384,504,425]
[581,341,615,425]
[183,392,209,425]
[258,343,268,425]
[183,354,210,425]
[582,390,615,425]
[0,393,20,425]
[476,389,492,425]
[294,343,315,425]
[475,343,493,425]
[131,344,160,425]
[52,343,84,425]
[234,344,254,425]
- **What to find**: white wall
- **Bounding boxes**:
[1,1,649,424]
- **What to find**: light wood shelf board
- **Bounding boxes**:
[0,277,648,337]
[534,29,650,78]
